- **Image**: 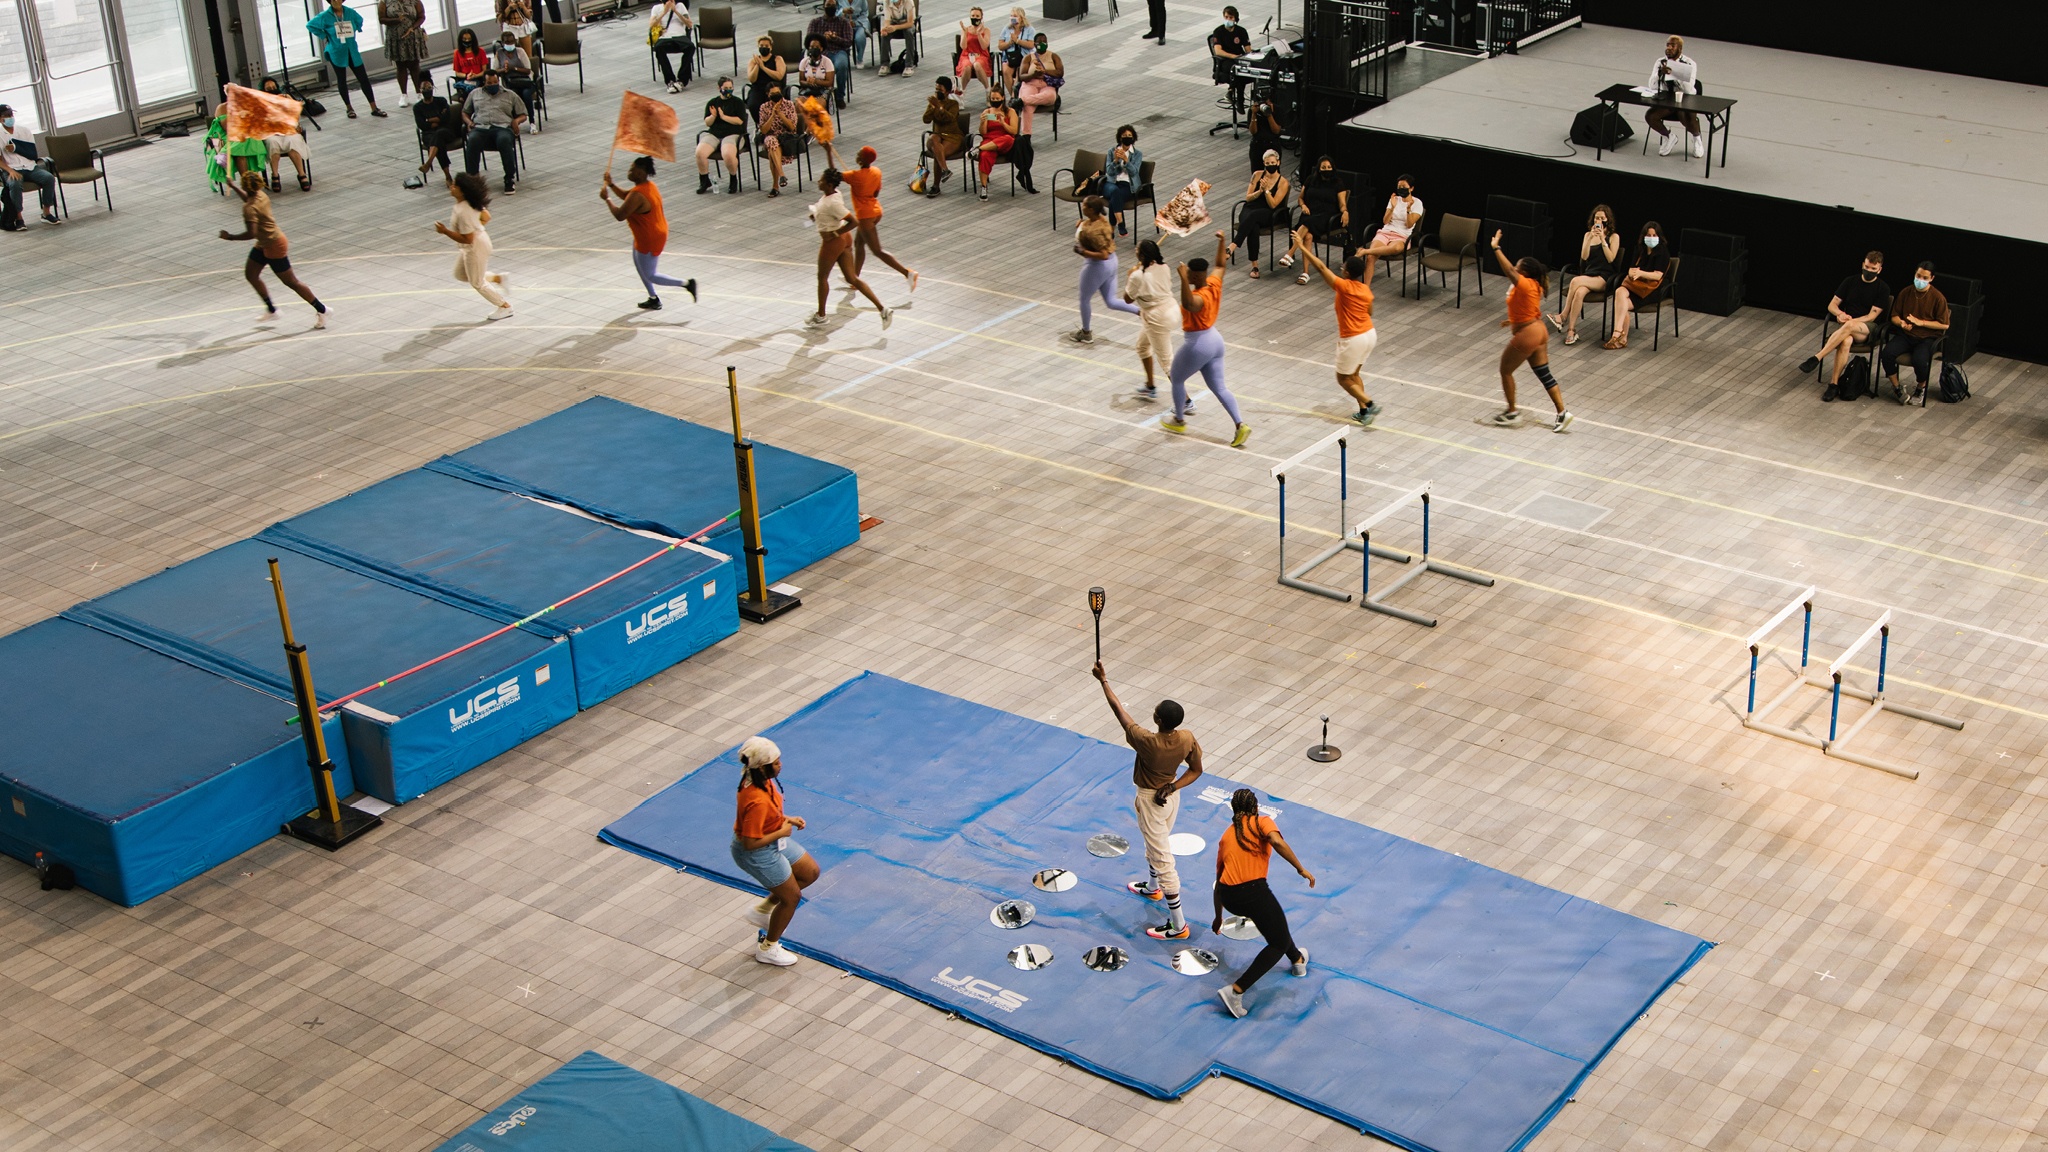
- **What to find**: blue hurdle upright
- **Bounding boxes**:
[1271,427,1413,601]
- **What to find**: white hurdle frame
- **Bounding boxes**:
[1272,427,1413,602]
[1354,482,1495,627]
[1742,587,1963,780]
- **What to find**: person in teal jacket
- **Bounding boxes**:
[306,0,388,118]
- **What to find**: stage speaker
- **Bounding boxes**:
[1418,0,1476,49]
[1308,4,1358,90]
[1676,229,1745,316]
[1940,274,1983,364]
[1485,194,1552,269]
[1570,104,1633,148]
[1682,228,1744,262]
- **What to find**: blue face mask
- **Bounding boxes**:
[1644,235,1660,248]
[1913,276,1929,291]
[1222,17,1236,26]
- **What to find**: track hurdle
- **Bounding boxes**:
[1272,427,1413,602]
[1742,588,1963,780]
[1355,483,1494,627]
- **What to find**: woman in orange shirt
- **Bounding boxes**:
[1489,229,1573,432]
[728,735,820,967]
[1211,788,1315,1019]
[845,146,918,292]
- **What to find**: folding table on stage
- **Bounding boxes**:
[1592,82,1736,179]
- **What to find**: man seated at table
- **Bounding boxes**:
[1644,35,1702,159]
[1880,261,1950,404]
[1801,251,1889,401]
[462,68,528,193]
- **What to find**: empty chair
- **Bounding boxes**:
[698,6,739,77]
[44,133,111,217]
[540,23,583,92]
[1049,148,1105,229]
[1413,213,1483,305]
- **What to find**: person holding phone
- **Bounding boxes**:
[1548,204,1621,346]
[1645,35,1703,158]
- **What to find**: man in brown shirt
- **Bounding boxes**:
[1093,660,1203,940]
[1881,259,1951,403]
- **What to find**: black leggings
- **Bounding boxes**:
[333,61,377,108]
[1218,877,1299,991]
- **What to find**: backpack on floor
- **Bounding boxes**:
[1838,356,1869,401]
[1939,361,1971,402]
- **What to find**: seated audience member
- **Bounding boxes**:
[696,77,749,195]
[1015,32,1061,133]
[878,0,918,75]
[449,28,488,100]
[1604,220,1668,349]
[0,105,58,229]
[798,37,837,107]
[413,72,462,186]
[1226,149,1289,276]
[1880,260,1950,403]
[1358,174,1421,258]
[970,87,1015,200]
[486,29,536,114]
[955,8,994,101]
[1209,6,1251,111]
[806,1,857,106]
[747,35,788,119]
[650,0,694,93]
[1100,125,1142,236]
[1285,156,1347,281]
[995,7,1035,94]
[205,99,269,191]
[498,0,537,58]
[1549,204,1620,345]
[257,75,312,192]
[921,76,964,195]
[755,82,802,196]
[844,0,869,73]
[1644,35,1703,158]
[461,68,528,192]
[1801,251,1890,401]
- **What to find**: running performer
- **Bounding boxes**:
[1092,660,1203,941]
[1124,239,1178,397]
[1489,230,1572,432]
[807,167,893,328]
[844,146,918,293]
[218,170,328,328]
[730,736,820,967]
[1163,230,1251,448]
[1069,195,1139,344]
[1212,788,1314,1019]
[1288,225,1380,426]
[435,172,512,321]
[600,156,698,311]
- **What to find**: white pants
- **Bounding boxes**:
[453,235,508,307]
[1335,328,1378,375]
[1133,786,1180,896]
[1135,319,1177,364]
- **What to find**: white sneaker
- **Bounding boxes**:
[1657,133,1673,157]
[1553,410,1575,433]
[804,312,828,328]
[879,306,894,329]
[1689,133,1705,158]
[756,940,798,966]
[743,907,772,929]
[667,82,682,93]
[1291,947,1309,978]
[256,308,277,324]
[1218,985,1247,1018]
[487,305,514,321]
[313,309,329,330]
[399,91,412,107]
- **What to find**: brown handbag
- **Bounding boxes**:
[1622,273,1657,298]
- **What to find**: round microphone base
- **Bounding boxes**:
[1306,744,1342,763]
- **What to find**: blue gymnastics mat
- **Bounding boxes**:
[424,396,860,586]
[433,1050,812,1152]
[602,674,1712,1152]
[260,469,737,710]
[64,540,575,805]
[0,619,354,906]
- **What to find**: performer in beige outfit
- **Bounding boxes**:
[1093,660,1204,940]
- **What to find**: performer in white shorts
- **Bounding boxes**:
[1124,238,1180,399]
[1288,226,1380,425]
[1093,660,1204,940]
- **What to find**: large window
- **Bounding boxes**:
[122,0,194,104]
[453,0,495,37]
[257,0,386,77]
[38,0,122,122]
[0,0,41,133]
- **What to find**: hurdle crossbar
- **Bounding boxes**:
[1741,592,1963,780]
[1353,483,1494,627]
[1273,428,1411,602]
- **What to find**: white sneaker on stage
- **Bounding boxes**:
[1657,133,1673,157]
[1689,133,1705,158]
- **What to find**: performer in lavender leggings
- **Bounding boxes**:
[1068,195,1139,344]
[1164,231,1251,449]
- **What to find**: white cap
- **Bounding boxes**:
[739,735,782,774]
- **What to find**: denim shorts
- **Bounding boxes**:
[731,835,806,889]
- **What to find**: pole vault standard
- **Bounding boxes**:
[1742,587,1963,780]
[1272,426,1414,601]
[728,366,801,624]
[269,557,382,850]
[1355,483,1493,628]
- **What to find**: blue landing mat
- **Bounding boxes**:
[259,469,737,710]
[0,619,354,906]
[433,1051,812,1152]
[602,674,1711,1152]
[423,396,861,586]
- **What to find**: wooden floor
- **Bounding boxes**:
[4,5,2047,1150]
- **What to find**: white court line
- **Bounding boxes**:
[818,303,1039,399]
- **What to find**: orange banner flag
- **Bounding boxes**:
[612,90,680,162]
[222,83,303,143]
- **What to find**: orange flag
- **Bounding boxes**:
[222,83,303,143]
[612,90,680,162]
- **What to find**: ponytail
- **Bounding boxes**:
[1229,788,1266,854]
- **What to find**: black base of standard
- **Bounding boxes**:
[737,588,803,623]
[283,804,383,850]
[1306,744,1342,762]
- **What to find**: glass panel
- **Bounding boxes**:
[258,0,391,77]
[0,0,42,133]
[453,0,493,37]
[37,0,122,124]
[122,0,195,104]
[421,0,445,37]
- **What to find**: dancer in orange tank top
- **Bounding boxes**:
[1211,788,1315,1019]
[600,156,698,311]
[1489,229,1573,432]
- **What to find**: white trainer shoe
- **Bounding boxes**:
[1657,133,1674,157]
[1689,133,1705,158]
[756,940,798,966]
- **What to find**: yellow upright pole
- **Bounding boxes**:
[269,557,382,849]
[728,366,801,623]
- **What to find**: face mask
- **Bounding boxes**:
[1119,137,1134,146]
[4,117,16,129]
[1861,271,1877,282]
[1914,276,1930,290]
[484,82,501,94]
[1265,164,1279,172]
[1644,236,1660,248]
[971,16,981,23]
[1396,187,1410,196]
[1222,18,1236,26]
[760,44,773,54]
[721,86,733,96]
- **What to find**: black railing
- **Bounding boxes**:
[1481,0,1581,56]
[1302,0,1394,102]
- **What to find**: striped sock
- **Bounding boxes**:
[1166,893,1185,931]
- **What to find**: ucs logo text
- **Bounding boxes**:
[932,967,1029,1012]
[450,679,521,732]
[625,594,690,644]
